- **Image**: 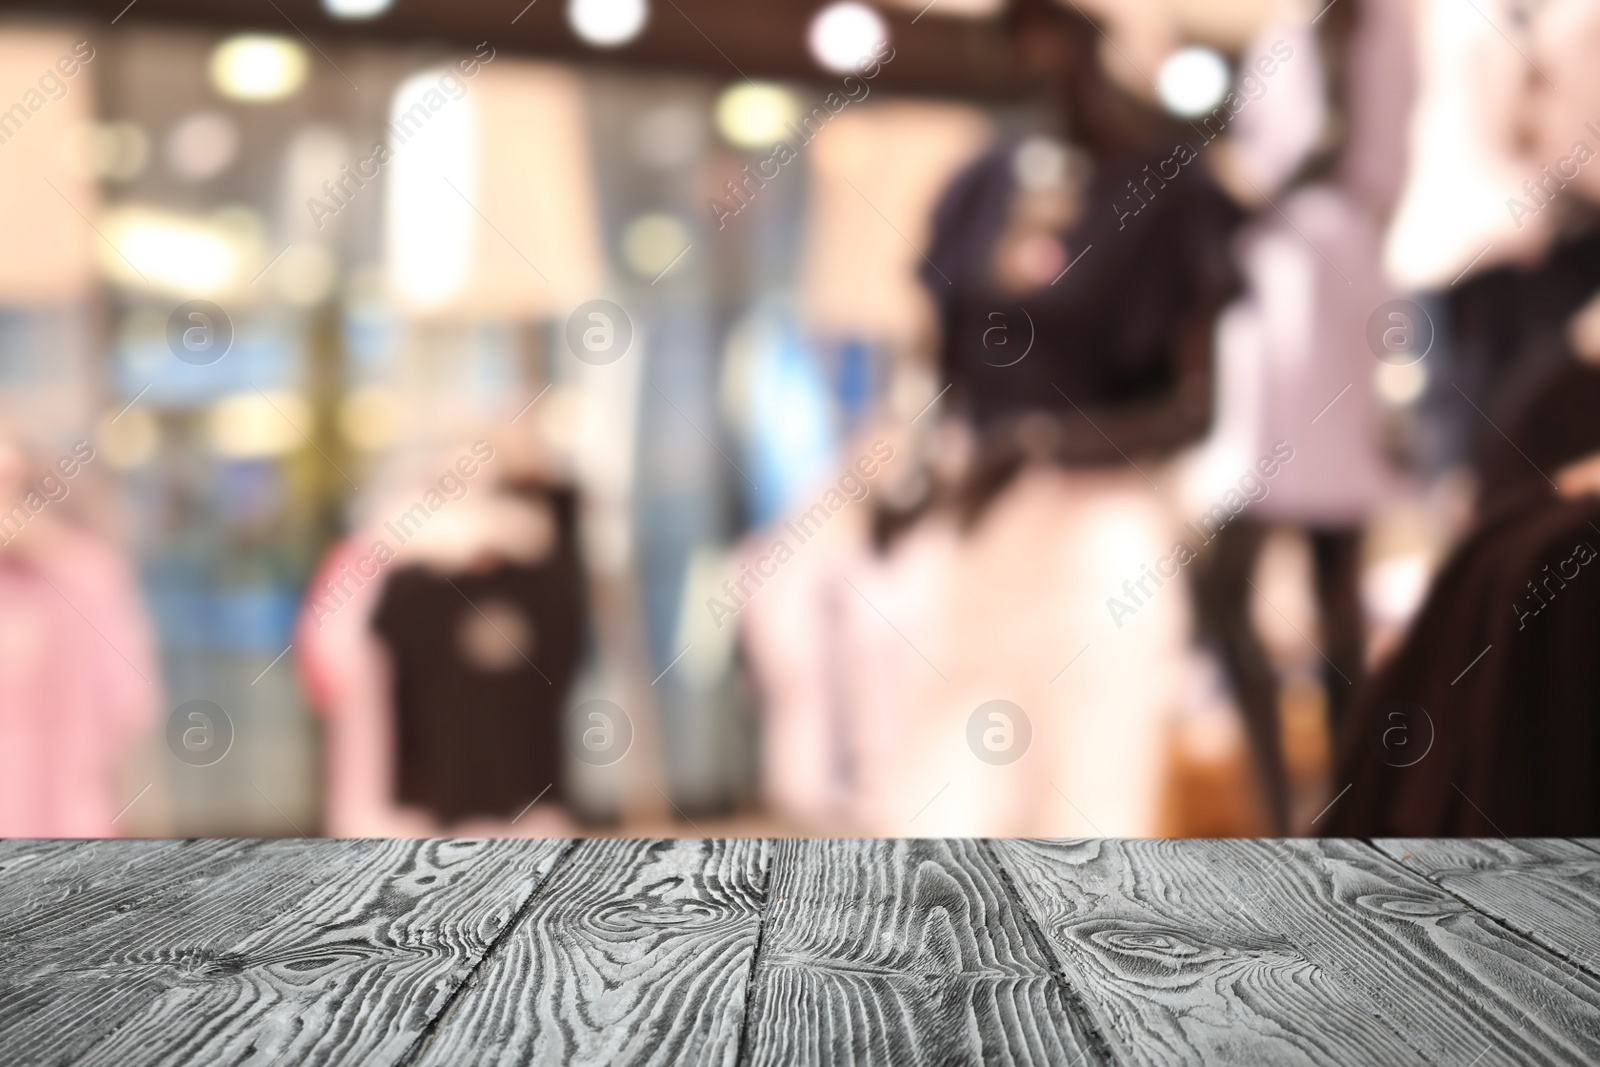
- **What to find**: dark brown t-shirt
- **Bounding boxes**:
[371,489,586,823]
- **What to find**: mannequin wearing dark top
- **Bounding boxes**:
[922,140,1243,445]
[881,5,1255,837]
[911,0,1244,533]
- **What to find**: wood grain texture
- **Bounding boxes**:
[1233,839,1600,1066]
[742,838,1105,1067]
[0,839,569,1067]
[0,839,331,1065]
[408,837,769,1067]
[87,838,569,1067]
[993,839,1429,1066]
[6,838,1600,1067]
[1373,838,1600,976]
[0,839,203,932]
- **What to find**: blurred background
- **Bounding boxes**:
[3,0,1599,840]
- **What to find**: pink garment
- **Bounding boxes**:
[1204,184,1407,527]
[1231,0,1416,218]
[1335,0,1417,219]
[737,505,865,828]
[293,537,408,837]
[1193,0,1411,527]
[0,534,158,837]
[295,537,387,716]
[1228,19,1328,197]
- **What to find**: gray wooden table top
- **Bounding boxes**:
[2,838,1598,1066]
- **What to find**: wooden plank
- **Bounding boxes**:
[0,839,211,929]
[408,838,768,1067]
[1235,839,1600,1066]
[1373,838,1600,976]
[1001,838,1600,1064]
[7,837,1598,1067]
[993,839,1428,1066]
[61,838,571,1067]
[742,838,1105,1067]
[0,838,340,1065]
[0,837,52,865]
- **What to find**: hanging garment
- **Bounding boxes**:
[737,495,867,829]
[1478,356,1600,505]
[1188,131,1404,834]
[0,533,158,836]
[1196,184,1404,526]
[294,534,403,836]
[1387,0,1600,287]
[723,298,839,528]
[1449,230,1600,472]
[1179,0,1415,831]
[1180,186,1402,831]
[1328,484,1600,835]
[1331,357,1600,834]
[1191,0,1413,525]
[370,485,586,824]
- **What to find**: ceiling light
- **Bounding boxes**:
[807,2,888,74]
[209,35,309,103]
[567,0,649,48]
[323,0,394,17]
[1157,46,1229,118]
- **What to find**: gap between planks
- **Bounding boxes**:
[1353,837,1600,985]
[979,838,1119,1067]
[731,840,777,1067]
[395,838,583,1067]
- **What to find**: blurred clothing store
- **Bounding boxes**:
[3,0,1600,839]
